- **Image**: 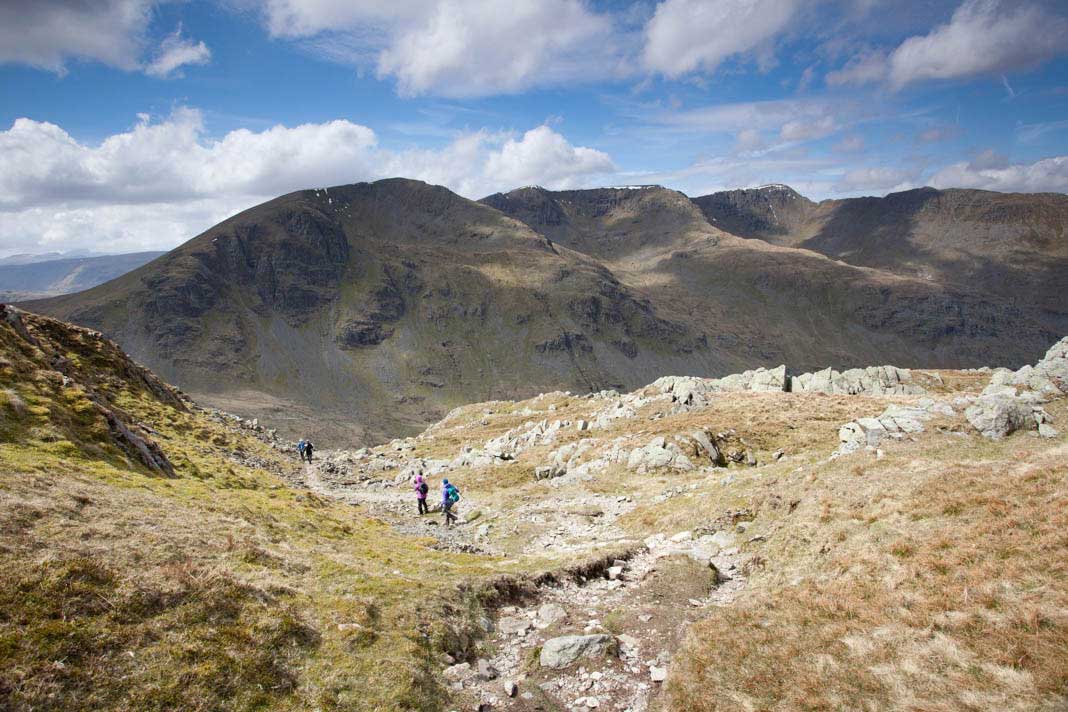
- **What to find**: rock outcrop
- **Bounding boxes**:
[836,400,955,455]
[965,337,1067,440]
[790,365,927,396]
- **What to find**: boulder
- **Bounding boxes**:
[539,634,617,669]
[627,438,693,473]
[965,396,1038,440]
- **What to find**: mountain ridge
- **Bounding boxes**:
[25,178,1068,446]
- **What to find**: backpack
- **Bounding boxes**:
[419,482,429,495]
[447,485,460,503]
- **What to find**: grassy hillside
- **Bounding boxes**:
[3,305,1065,710]
[0,306,537,711]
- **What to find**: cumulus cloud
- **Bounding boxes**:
[0,111,616,254]
[256,0,620,97]
[888,0,1068,88]
[828,0,1068,89]
[930,154,1068,193]
[484,126,615,189]
[835,166,917,193]
[0,0,150,73]
[642,0,799,77]
[0,1,213,78]
[145,27,212,77]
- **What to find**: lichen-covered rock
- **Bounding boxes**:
[791,364,924,396]
[626,437,693,473]
[965,396,1040,440]
[539,634,617,669]
[836,399,953,455]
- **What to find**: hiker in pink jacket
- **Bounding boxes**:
[413,474,429,515]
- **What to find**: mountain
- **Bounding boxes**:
[26,180,711,445]
[690,184,816,240]
[693,185,1068,312]
[482,184,1065,365]
[26,179,1066,447]
[0,251,165,301]
[0,249,101,265]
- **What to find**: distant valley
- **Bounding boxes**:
[0,251,165,301]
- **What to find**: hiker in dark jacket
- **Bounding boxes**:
[441,479,460,527]
[413,474,429,515]
[303,440,314,462]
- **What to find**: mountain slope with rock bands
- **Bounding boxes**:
[28,178,1068,446]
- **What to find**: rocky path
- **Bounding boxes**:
[452,531,749,711]
[303,459,753,711]
[302,462,498,553]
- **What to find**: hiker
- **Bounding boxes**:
[303,440,314,463]
[413,474,429,515]
[441,479,460,527]
[297,439,306,462]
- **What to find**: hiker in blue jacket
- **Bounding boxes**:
[441,479,460,527]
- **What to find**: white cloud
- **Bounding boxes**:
[828,0,1068,89]
[484,126,615,189]
[969,149,1008,170]
[825,49,888,86]
[0,1,212,78]
[0,0,150,73]
[836,166,917,193]
[0,111,616,254]
[145,28,212,77]
[256,0,621,97]
[889,0,1068,89]
[930,154,1068,193]
[642,0,799,77]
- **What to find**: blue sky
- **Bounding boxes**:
[1,0,1067,256]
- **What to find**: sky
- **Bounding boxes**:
[1,0,1067,257]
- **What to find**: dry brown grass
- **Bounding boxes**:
[666,436,1068,711]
